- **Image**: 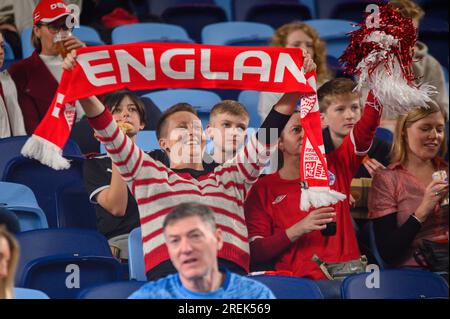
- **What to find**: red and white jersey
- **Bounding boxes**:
[90,109,275,273]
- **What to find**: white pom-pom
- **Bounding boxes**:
[355,52,437,114]
[21,135,70,170]
[364,31,399,50]
[355,30,437,114]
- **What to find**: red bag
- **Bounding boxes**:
[101,8,139,29]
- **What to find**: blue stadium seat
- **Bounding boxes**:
[304,19,357,59]
[250,275,324,299]
[2,156,86,228]
[214,0,233,20]
[301,0,318,19]
[3,41,14,60]
[316,0,353,19]
[19,256,123,299]
[111,23,194,44]
[375,127,393,144]
[0,136,82,178]
[148,0,213,16]
[14,287,50,299]
[136,130,161,151]
[128,227,146,281]
[17,228,113,260]
[21,27,34,59]
[327,55,346,77]
[341,268,449,299]
[69,118,100,156]
[161,2,227,43]
[364,220,389,269]
[0,181,48,231]
[55,185,96,229]
[127,0,150,18]
[100,130,161,153]
[202,21,274,46]
[232,0,308,22]
[237,90,261,128]
[16,228,122,299]
[72,25,104,46]
[419,30,449,69]
[77,280,146,299]
[143,89,222,126]
[329,0,375,22]
[233,0,311,29]
[143,89,222,113]
[219,0,317,21]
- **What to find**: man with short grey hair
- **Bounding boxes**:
[129,202,275,299]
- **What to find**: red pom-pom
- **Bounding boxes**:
[340,3,417,84]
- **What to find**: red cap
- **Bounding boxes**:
[33,0,71,25]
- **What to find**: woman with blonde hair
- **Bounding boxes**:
[258,21,333,122]
[0,226,20,299]
[368,102,449,270]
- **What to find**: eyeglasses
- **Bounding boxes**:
[37,22,73,34]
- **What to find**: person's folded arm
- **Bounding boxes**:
[250,231,292,263]
[245,182,292,264]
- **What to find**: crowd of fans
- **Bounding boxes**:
[0,0,448,299]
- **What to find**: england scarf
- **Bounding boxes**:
[21,42,345,210]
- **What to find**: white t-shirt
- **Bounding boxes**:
[0,70,26,138]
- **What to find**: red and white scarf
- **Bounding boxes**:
[21,42,345,210]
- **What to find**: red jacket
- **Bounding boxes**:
[8,51,58,134]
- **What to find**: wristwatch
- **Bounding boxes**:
[411,212,423,224]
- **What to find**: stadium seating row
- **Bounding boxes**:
[15,20,356,59]
[5,19,446,75]
[126,0,447,29]
[2,197,448,299]
[15,265,450,299]
[11,227,450,299]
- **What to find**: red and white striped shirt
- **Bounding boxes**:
[89,109,276,273]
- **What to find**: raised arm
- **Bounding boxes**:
[352,91,383,154]
[229,50,316,185]
[254,50,316,145]
[333,90,384,175]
